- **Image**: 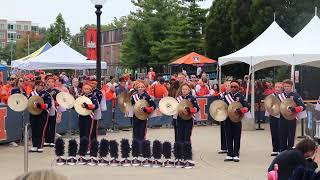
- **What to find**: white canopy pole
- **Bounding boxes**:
[218,66,222,92]
[251,65,255,119]
[291,65,295,90]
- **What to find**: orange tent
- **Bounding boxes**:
[169,52,217,65]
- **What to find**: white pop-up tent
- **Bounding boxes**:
[218,21,294,120]
[19,41,107,70]
[293,15,320,68]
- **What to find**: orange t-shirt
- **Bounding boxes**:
[1,85,12,104]
[153,83,168,99]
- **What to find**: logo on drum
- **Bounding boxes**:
[0,107,7,141]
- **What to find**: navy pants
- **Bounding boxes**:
[30,112,48,148]
[172,118,178,142]
[79,115,96,141]
[45,115,56,144]
[269,116,280,152]
[220,121,227,150]
[132,116,147,141]
[279,116,296,151]
[225,118,241,157]
[177,117,193,143]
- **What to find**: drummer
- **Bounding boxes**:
[90,78,103,140]
[130,80,156,141]
[223,80,248,162]
[43,75,60,147]
[29,80,52,153]
[11,77,27,96]
[176,83,199,143]
[279,79,305,151]
[79,84,98,142]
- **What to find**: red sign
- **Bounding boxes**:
[86,27,97,60]
[196,98,208,121]
[0,107,7,141]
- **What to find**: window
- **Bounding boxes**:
[0,42,5,48]
[24,25,29,31]
[16,24,22,31]
[16,34,21,40]
[8,24,15,30]
[8,32,16,41]
[0,24,5,30]
[0,32,5,39]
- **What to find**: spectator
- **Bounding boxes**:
[210,83,220,96]
[151,77,168,98]
[264,81,275,96]
[69,78,81,99]
[147,67,156,83]
[195,77,210,97]
[107,76,118,89]
[268,138,318,180]
[196,66,202,78]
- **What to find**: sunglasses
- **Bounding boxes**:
[19,80,24,82]
[231,86,239,88]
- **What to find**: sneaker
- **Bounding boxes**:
[87,157,98,166]
[184,160,195,169]
[142,158,152,167]
[29,147,38,152]
[131,158,141,167]
[67,157,77,165]
[43,142,50,147]
[9,142,18,147]
[110,158,120,166]
[49,143,55,147]
[233,156,240,162]
[174,159,185,168]
[77,156,87,165]
[270,152,279,156]
[218,150,228,154]
[98,158,109,166]
[224,156,233,162]
[152,159,162,168]
[37,148,44,153]
[121,158,131,167]
[56,156,66,165]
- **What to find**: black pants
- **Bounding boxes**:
[45,115,56,143]
[269,116,280,152]
[30,112,48,148]
[225,118,241,157]
[172,118,178,142]
[132,116,147,141]
[177,117,193,143]
[220,121,227,150]
[279,116,296,151]
[79,115,96,141]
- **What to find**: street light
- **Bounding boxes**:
[91,0,107,89]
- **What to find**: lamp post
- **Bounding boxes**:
[91,0,106,89]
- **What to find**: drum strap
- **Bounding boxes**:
[176,96,183,103]
[31,91,38,96]
[133,94,140,103]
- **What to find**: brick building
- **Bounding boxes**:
[0,19,39,48]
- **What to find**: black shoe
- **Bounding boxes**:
[131,158,141,167]
[270,152,279,156]
[142,158,152,167]
[174,160,185,168]
[184,160,195,169]
[218,150,228,154]
[121,159,131,167]
[77,156,87,165]
[152,159,162,168]
[87,157,98,166]
[110,158,120,166]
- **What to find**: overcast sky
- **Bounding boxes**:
[0,0,213,35]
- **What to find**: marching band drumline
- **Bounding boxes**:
[6,76,307,168]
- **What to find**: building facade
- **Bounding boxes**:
[0,19,39,48]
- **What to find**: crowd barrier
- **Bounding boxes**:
[1,97,318,143]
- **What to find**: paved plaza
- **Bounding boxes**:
[0,123,310,180]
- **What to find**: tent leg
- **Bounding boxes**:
[291,65,295,91]
[218,66,222,92]
[243,66,256,131]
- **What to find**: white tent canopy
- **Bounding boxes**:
[293,15,320,68]
[19,41,106,70]
[219,21,293,71]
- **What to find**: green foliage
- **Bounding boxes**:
[121,0,207,68]
[16,32,46,59]
[46,13,71,46]
[0,43,16,65]
[205,0,320,77]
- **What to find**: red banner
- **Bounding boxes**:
[0,107,7,141]
[86,27,97,60]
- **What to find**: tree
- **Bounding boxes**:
[46,13,71,46]
[16,32,45,59]
[0,42,16,65]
